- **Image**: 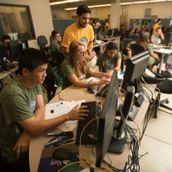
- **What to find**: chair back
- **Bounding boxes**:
[37,35,48,48]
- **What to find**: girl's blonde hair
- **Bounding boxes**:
[69,40,89,77]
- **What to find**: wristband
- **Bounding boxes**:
[88,80,93,86]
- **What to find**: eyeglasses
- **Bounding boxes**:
[77,51,87,57]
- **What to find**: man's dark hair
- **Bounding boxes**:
[106,42,118,51]
[51,30,60,37]
[76,5,91,16]
[157,18,161,23]
[2,35,11,41]
[18,48,49,74]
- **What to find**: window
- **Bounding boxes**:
[0,4,35,40]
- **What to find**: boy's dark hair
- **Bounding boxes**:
[51,30,60,37]
[106,42,118,51]
[76,5,91,16]
[18,48,49,74]
[2,35,11,41]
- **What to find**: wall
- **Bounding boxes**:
[126,2,172,19]
[51,7,110,20]
[51,2,172,27]
[51,8,70,19]
[0,0,53,48]
[122,2,172,27]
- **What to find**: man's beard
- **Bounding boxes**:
[79,21,87,28]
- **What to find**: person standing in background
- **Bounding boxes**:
[151,27,164,45]
[152,19,162,35]
[61,4,94,62]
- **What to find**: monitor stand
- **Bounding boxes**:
[108,85,135,154]
[108,120,127,154]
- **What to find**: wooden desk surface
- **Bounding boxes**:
[0,66,18,80]
[29,85,150,172]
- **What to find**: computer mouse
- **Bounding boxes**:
[53,148,73,160]
[87,87,95,94]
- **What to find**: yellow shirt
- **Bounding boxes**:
[153,23,160,35]
[61,22,94,48]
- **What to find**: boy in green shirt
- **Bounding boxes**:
[0,48,87,172]
[97,42,122,77]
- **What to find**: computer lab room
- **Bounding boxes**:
[0,0,172,172]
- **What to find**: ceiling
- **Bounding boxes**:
[49,0,144,9]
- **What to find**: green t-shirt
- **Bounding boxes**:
[97,51,122,72]
[0,79,42,163]
[61,58,89,83]
[50,39,61,53]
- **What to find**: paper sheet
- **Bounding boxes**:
[45,100,85,119]
[45,100,86,130]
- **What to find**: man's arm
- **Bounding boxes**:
[13,95,45,157]
[60,46,69,57]
[61,30,72,56]
[18,106,88,136]
[87,40,94,55]
[34,95,45,121]
[115,58,122,71]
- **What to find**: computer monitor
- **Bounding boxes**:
[106,28,114,38]
[122,50,150,91]
[8,40,23,60]
[96,70,119,167]
[96,52,149,167]
[113,28,119,37]
[0,44,8,58]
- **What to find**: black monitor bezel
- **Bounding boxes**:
[96,70,119,167]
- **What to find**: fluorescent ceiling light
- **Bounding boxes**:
[50,0,172,7]
[121,0,172,5]
[65,4,111,10]
[50,0,85,6]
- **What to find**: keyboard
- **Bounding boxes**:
[96,84,109,97]
[75,101,99,145]
[127,105,140,121]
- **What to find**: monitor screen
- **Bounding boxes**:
[106,29,114,37]
[113,28,119,37]
[122,50,149,91]
[0,44,8,58]
[8,40,23,60]
[96,70,119,167]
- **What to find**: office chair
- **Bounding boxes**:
[50,50,65,69]
[154,79,172,118]
[17,33,29,49]
[43,65,64,101]
[37,35,49,55]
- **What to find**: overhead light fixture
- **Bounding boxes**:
[50,0,172,8]
[50,0,85,6]
[65,4,111,10]
[121,0,172,5]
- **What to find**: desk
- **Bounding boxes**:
[29,85,150,172]
[0,66,18,80]
[0,66,18,89]
[152,45,172,73]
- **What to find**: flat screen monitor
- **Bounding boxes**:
[113,28,119,37]
[8,40,23,60]
[96,70,119,167]
[106,28,114,38]
[122,50,149,91]
[0,44,8,58]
